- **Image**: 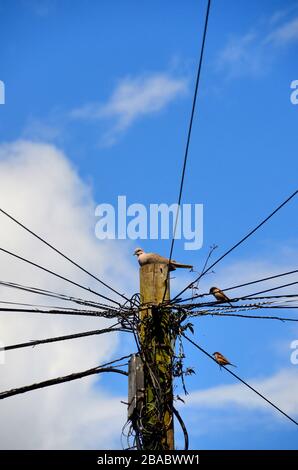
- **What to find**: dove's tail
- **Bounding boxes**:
[172,262,193,269]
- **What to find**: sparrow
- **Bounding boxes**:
[213,351,236,368]
[133,248,193,271]
[209,286,233,307]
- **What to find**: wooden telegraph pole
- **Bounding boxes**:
[137,263,174,450]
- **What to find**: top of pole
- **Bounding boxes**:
[139,263,170,305]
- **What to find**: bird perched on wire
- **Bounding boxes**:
[213,351,236,368]
[133,248,193,271]
[209,286,234,307]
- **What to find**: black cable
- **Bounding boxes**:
[189,311,298,322]
[0,279,83,302]
[242,281,298,300]
[183,334,298,426]
[0,306,120,318]
[187,303,298,311]
[178,296,298,311]
[220,270,298,295]
[0,368,127,400]
[0,354,132,400]
[0,300,90,310]
[0,207,130,304]
[1,323,132,352]
[163,0,211,301]
[173,406,189,450]
[173,189,298,302]
[0,279,121,310]
[0,246,121,306]
[218,305,298,310]
[256,305,298,309]
[243,294,298,300]
[176,268,298,304]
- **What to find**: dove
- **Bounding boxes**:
[209,286,233,307]
[133,248,193,271]
[213,351,236,368]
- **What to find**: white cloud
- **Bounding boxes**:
[216,11,298,79]
[0,140,136,449]
[22,117,62,142]
[186,368,298,416]
[177,368,298,442]
[216,32,264,78]
[71,73,188,144]
[265,17,298,45]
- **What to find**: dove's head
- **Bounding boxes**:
[133,247,144,257]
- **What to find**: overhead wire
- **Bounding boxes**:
[1,323,131,352]
[183,334,298,426]
[175,268,298,304]
[241,281,298,300]
[0,355,132,400]
[0,279,130,310]
[0,306,122,318]
[188,311,298,322]
[173,189,298,302]
[179,296,298,310]
[0,246,122,306]
[162,0,212,302]
[173,406,189,450]
[0,207,131,304]
[0,300,96,310]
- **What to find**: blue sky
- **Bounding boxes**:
[0,0,298,450]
